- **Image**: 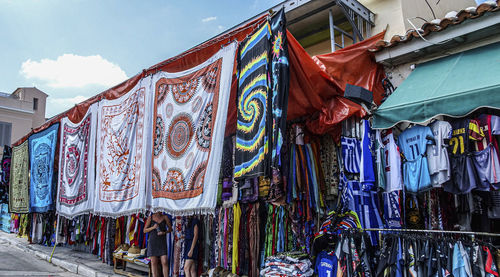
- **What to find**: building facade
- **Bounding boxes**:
[0,87,47,153]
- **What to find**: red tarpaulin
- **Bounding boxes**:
[13,19,384,146]
[313,31,386,105]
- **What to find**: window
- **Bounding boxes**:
[33,98,39,110]
[0,121,12,147]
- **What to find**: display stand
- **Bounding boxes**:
[113,253,151,277]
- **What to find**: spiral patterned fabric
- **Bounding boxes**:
[234,22,272,179]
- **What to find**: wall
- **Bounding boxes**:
[359,0,406,40]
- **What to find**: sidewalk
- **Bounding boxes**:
[0,231,121,277]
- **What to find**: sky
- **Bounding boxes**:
[0,0,283,117]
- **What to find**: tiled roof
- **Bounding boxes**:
[370,0,500,52]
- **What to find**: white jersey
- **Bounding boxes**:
[377,130,403,192]
[426,120,452,187]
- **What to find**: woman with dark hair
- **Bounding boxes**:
[183,217,200,277]
[144,212,172,277]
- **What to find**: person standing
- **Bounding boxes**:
[184,217,200,277]
[144,212,172,277]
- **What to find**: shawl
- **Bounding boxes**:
[0,146,12,204]
[269,9,290,169]
[94,77,153,217]
[150,43,236,215]
[57,103,97,219]
[28,123,60,213]
[234,22,272,179]
[9,140,30,213]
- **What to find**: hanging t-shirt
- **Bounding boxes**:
[377,130,403,192]
[426,120,452,187]
[475,114,500,152]
[446,119,484,194]
[397,125,434,193]
[374,130,387,190]
[315,251,338,277]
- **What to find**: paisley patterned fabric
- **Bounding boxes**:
[9,141,30,213]
[57,103,97,219]
[94,77,153,217]
[234,22,272,179]
[0,146,12,204]
[151,43,236,215]
[29,123,59,213]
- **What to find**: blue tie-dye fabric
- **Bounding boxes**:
[29,123,59,213]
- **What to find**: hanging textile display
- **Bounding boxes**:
[0,146,12,204]
[29,123,60,213]
[9,140,29,213]
[57,103,98,219]
[94,77,153,217]
[150,43,236,215]
[269,8,289,169]
[234,22,272,179]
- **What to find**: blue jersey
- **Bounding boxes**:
[315,251,337,277]
[397,125,434,193]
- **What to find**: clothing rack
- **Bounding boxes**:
[362,228,500,237]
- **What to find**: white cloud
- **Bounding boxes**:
[21,54,128,88]
[202,16,217,23]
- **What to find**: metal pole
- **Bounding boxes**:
[363,228,500,237]
[329,9,336,52]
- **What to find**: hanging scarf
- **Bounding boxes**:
[269,8,290,170]
[150,43,236,215]
[9,140,29,213]
[29,123,59,213]
[234,22,272,179]
[57,103,97,219]
[94,77,153,217]
[0,146,12,204]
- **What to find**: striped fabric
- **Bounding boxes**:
[341,137,361,174]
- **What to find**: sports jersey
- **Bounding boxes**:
[315,251,338,277]
[426,121,452,187]
[446,119,484,194]
[341,136,361,174]
[374,130,387,190]
[360,120,375,183]
[377,130,403,192]
[475,114,500,152]
[397,125,434,193]
[472,145,500,191]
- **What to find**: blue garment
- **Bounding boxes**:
[341,137,361,173]
[29,123,59,213]
[361,120,376,183]
[315,251,338,277]
[397,125,434,193]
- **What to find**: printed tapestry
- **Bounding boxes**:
[9,141,29,213]
[29,123,60,213]
[270,9,290,169]
[234,22,272,179]
[151,43,236,215]
[95,77,153,217]
[57,103,97,218]
[0,146,12,204]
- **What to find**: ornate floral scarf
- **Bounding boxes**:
[29,123,59,213]
[94,77,153,217]
[57,103,97,218]
[150,43,236,215]
[9,141,29,213]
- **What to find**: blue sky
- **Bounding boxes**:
[0,0,282,117]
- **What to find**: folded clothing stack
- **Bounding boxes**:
[260,253,313,277]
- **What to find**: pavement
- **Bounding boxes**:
[0,231,125,277]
